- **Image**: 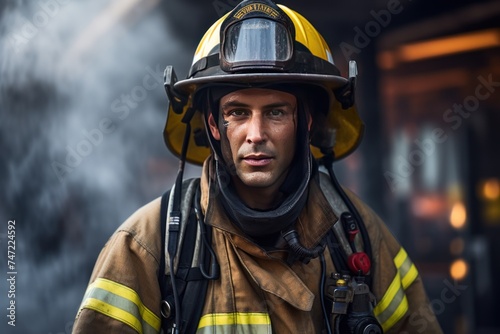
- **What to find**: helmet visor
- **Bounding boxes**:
[222,18,293,70]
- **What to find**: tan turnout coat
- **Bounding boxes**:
[73,158,442,333]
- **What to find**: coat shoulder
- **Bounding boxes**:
[115,197,163,263]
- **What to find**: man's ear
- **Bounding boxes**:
[207,112,221,140]
[307,111,313,131]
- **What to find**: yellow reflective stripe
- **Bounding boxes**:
[374,270,404,317]
[393,247,408,267]
[394,248,418,289]
[79,278,160,334]
[198,313,271,328]
[197,313,272,334]
[374,247,419,332]
[381,294,409,332]
[93,278,160,330]
[373,274,407,331]
[84,297,143,333]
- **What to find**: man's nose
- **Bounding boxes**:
[246,115,267,144]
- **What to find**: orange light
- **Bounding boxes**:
[412,194,447,218]
[450,259,468,281]
[377,50,396,70]
[450,202,467,229]
[397,29,500,62]
[482,179,500,200]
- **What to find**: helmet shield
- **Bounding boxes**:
[220,0,296,73]
[222,18,293,71]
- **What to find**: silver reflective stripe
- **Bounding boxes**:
[197,324,272,334]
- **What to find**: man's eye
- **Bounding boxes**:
[269,109,285,116]
[229,109,247,117]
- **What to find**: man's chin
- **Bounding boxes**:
[237,172,275,189]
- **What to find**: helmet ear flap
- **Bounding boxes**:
[306,88,336,151]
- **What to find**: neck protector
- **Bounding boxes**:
[214,153,311,238]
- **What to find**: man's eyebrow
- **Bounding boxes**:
[220,101,249,110]
[220,101,295,110]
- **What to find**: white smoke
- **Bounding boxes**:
[0,1,194,333]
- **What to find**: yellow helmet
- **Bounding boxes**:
[163,0,363,165]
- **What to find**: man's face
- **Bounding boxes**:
[208,88,299,192]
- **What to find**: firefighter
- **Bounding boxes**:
[73,1,443,333]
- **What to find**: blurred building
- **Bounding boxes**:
[376,3,500,333]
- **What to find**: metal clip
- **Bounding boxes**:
[325,273,354,315]
[160,300,172,319]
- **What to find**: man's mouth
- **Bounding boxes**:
[242,154,273,167]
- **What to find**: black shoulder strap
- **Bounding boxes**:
[158,178,210,334]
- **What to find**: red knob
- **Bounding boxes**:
[348,252,371,275]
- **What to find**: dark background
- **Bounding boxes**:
[1,0,499,333]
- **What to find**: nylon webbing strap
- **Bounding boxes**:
[159,189,171,333]
[164,178,201,275]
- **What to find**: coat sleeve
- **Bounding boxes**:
[72,199,163,334]
[346,190,443,334]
